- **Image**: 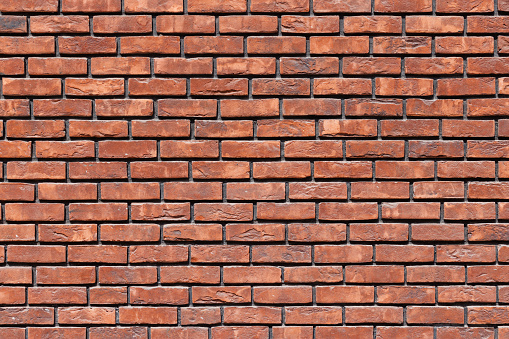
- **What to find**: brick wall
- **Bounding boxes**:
[0,0,507,337]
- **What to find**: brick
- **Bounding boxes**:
[0,58,24,75]
[69,162,127,180]
[346,141,405,158]
[436,36,494,54]
[161,140,218,158]
[62,0,121,12]
[252,245,311,263]
[121,36,180,54]
[185,36,243,54]
[375,78,433,96]
[38,224,96,243]
[39,183,96,201]
[257,119,315,137]
[407,306,464,324]
[161,266,220,284]
[286,306,341,324]
[193,286,251,304]
[28,57,87,75]
[406,16,464,33]
[188,0,247,12]
[253,162,311,179]
[408,141,464,158]
[124,0,183,12]
[6,203,64,222]
[221,99,278,118]
[315,245,372,263]
[310,36,369,54]
[68,245,127,263]
[223,266,282,284]
[252,0,309,12]
[66,78,124,96]
[69,121,127,138]
[69,203,128,221]
[34,99,91,117]
[181,307,221,325]
[165,224,222,242]
[99,267,157,285]
[289,183,347,200]
[253,78,310,96]
[438,285,496,303]
[373,36,431,54]
[257,202,315,220]
[407,99,463,117]
[155,57,212,75]
[156,15,215,33]
[195,203,252,222]
[195,120,252,138]
[3,78,61,96]
[91,57,150,75]
[281,57,339,75]
[93,15,152,33]
[314,0,369,12]
[436,0,493,12]
[407,266,465,283]
[8,161,65,180]
[377,286,435,304]
[346,266,404,284]
[285,266,343,283]
[0,0,58,12]
[193,161,250,179]
[131,203,190,221]
[345,98,403,117]
[132,120,190,138]
[282,16,339,33]
[129,78,186,96]
[406,57,463,74]
[220,16,278,33]
[319,202,378,221]
[219,57,277,75]
[350,223,408,242]
[438,161,495,178]
[0,308,53,325]
[98,140,157,159]
[37,266,96,285]
[191,78,248,96]
[119,307,177,324]
[343,57,400,75]
[344,16,401,33]
[59,36,117,54]
[0,37,54,55]
[31,15,89,33]
[411,224,465,242]
[413,181,464,199]
[315,78,372,95]
[381,119,438,137]
[437,77,496,96]
[375,0,431,12]
[101,224,160,242]
[351,182,409,200]
[224,306,281,324]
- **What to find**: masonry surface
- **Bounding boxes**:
[0,0,509,337]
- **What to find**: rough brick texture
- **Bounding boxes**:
[0,0,507,336]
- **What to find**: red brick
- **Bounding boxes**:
[377,286,435,304]
[373,36,431,54]
[28,57,87,75]
[319,202,378,221]
[62,0,121,12]
[69,203,128,221]
[121,36,180,54]
[188,0,247,12]
[129,78,186,96]
[37,266,96,285]
[93,15,152,33]
[59,36,117,54]
[155,57,211,75]
[119,307,177,324]
[131,203,190,221]
[436,0,493,12]
[191,78,248,96]
[344,16,401,33]
[406,57,463,74]
[99,267,157,285]
[0,37,54,55]
[285,266,343,283]
[161,266,220,284]
[156,15,215,33]
[193,286,251,304]
[315,245,372,263]
[193,161,250,179]
[350,223,408,242]
[346,98,403,117]
[346,141,405,158]
[437,36,494,54]
[69,162,127,180]
[411,224,465,242]
[383,202,440,220]
[407,306,464,324]
[376,78,433,96]
[98,140,157,159]
[407,266,465,283]
[164,224,222,242]
[195,203,252,222]
[3,78,61,96]
[310,36,369,54]
[124,0,183,12]
[34,99,91,117]
[68,245,126,264]
[252,245,311,263]
[66,78,124,96]
[0,0,58,12]
[219,16,278,33]
[252,0,309,12]
[185,36,243,54]
[253,79,310,96]
[31,15,89,33]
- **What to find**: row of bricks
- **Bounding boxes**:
[5,35,509,55]
[1,201,509,221]
[5,283,509,304]
[10,57,509,77]
[4,77,509,97]
[0,160,508,179]
[0,305,503,325]
[0,120,507,139]
[6,15,509,36]
[0,326,502,339]
[0,181,508,201]
[3,0,509,14]
[6,15,509,35]
[0,264,508,284]
[0,244,507,264]
[0,223,499,243]
[2,98,509,118]
[2,140,509,159]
